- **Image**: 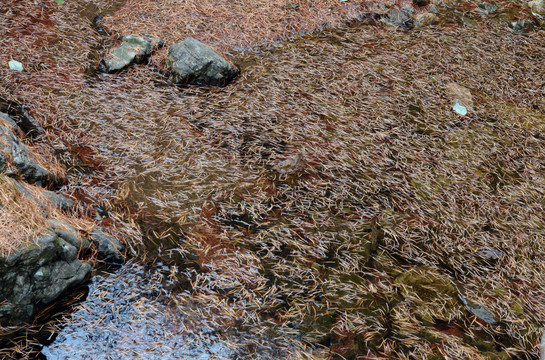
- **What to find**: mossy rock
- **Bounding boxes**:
[468,334,496,352]
[394,267,461,323]
[394,267,457,298]
[510,299,524,316]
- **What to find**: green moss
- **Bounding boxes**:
[420,330,444,344]
[511,299,524,316]
[394,267,457,298]
[482,351,511,360]
[470,336,495,352]
[299,303,336,342]
[394,267,460,323]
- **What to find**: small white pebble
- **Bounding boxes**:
[8,60,23,71]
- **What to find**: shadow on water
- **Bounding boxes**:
[40,262,237,360]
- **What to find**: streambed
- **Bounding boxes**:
[2,0,545,358]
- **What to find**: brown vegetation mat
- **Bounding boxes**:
[1,0,545,358]
[151,22,545,358]
[0,174,94,257]
[0,176,50,254]
[103,0,391,53]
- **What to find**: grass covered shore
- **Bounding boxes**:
[1,0,545,358]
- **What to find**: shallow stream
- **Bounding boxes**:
[2,0,545,358]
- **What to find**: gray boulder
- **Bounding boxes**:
[0,232,91,325]
[89,228,124,263]
[384,7,415,27]
[0,112,19,133]
[510,19,535,32]
[0,124,57,185]
[165,37,239,86]
[48,219,90,251]
[477,2,499,14]
[8,177,46,211]
[43,190,75,211]
[99,34,163,73]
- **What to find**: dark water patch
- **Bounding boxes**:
[40,262,301,359]
[0,282,90,359]
[0,97,45,137]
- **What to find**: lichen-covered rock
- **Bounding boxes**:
[0,123,57,185]
[384,7,415,27]
[165,37,239,86]
[478,2,499,14]
[0,232,91,325]
[99,35,163,73]
[414,12,438,27]
[89,228,125,263]
[48,219,90,251]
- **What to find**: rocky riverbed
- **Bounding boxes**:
[1,0,545,358]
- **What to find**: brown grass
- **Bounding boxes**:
[0,176,50,255]
[0,174,94,257]
[104,0,384,52]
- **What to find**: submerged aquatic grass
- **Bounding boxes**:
[1,0,545,358]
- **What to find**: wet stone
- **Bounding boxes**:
[89,228,125,263]
[0,233,91,325]
[0,112,19,133]
[447,82,473,116]
[510,19,535,32]
[475,247,503,262]
[458,294,498,324]
[8,177,46,211]
[165,37,239,86]
[48,219,90,251]
[99,35,163,73]
[43,190,75,211]
[273,152,306,175]
[0,123,57,185]
[0,98,45,138]
[478,2,499,14]
[384,7,415,27]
